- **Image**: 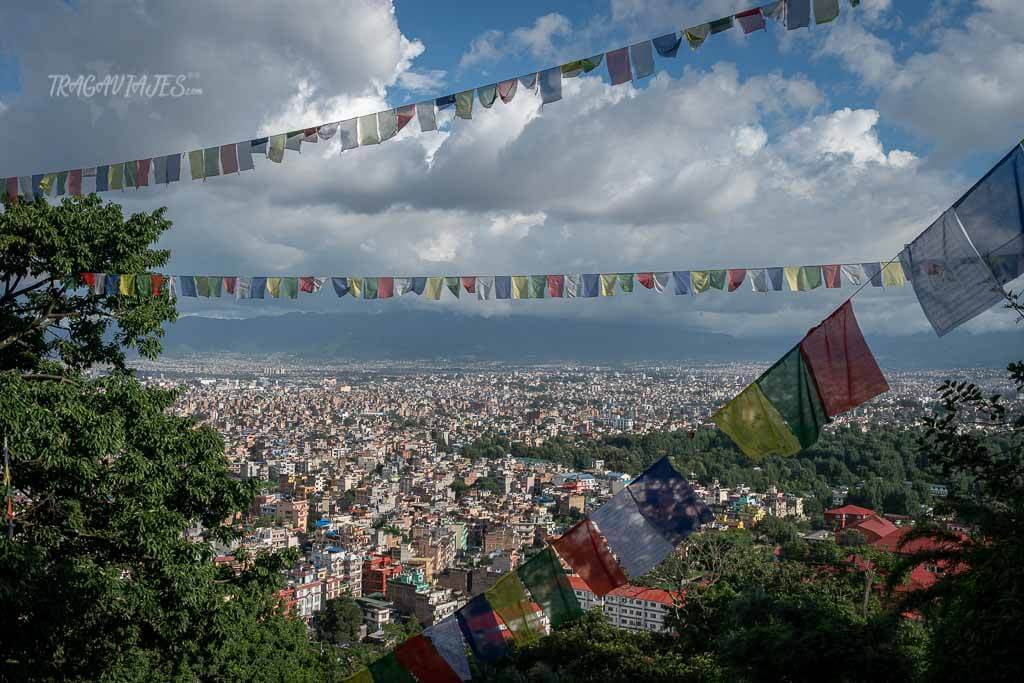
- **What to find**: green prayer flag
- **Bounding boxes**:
[485,572,545,645]
[709,270,727,290]
[189,150,205,179]
[581,54,604,72]
[367,652,416,683]
[281,277,298,299]
[123,161,136,188]
[135,273,151,299]
[268,134,286,163]
[343,669,372,683]
[710,16,734,34]
[529,275,546,299]
[445,277,460,298]
[55,171,68,195]
[363,277,378,300]
[711,383,802,459]
[208,276,223,298]
[799,266,823,290]
[455,90,474,119]
[755,347,828,449]
[196,276,210,298]
[516,547,582,629]
[617,273,634,293]
[814,0,840,24]
[561,60,583,78]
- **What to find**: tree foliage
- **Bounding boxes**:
[316,596,364,645]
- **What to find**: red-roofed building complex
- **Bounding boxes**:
[568,576,682,633]
[824,505,876,530]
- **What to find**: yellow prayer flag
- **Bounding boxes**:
[599,274,617,296]
[425,277,443,300]
[783,266,802,292]
[881,261,906,287]
[711,383,802,459]
[511,276,529,299]
[691,271,711,294]
[266,277,281,298]
[189,150,205,180]
[348,277,363,299]
[118,274,135,296]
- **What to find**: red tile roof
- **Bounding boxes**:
[825,505,875,516]
[871,526,967,555]
[568,575,681,606]
[853,515,898,541]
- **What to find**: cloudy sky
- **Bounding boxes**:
[1,0,1022,339]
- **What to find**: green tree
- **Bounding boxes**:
[0,196,336,681]
[316,597,364,645]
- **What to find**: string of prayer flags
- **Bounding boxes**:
[551,518,628,597]
[785,265,823,291]
[900,209,1007,337]
[423,617,472,682]
[713,300,888,459]
[394,634,463,683]
[515,546,583,629]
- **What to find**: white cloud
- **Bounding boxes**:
[457,14,572,72]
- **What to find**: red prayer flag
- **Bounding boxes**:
[150,274,166,296]
[299,277,316,293]
[799,301,889,417]
[136,159,151,187]
[221,276,236,295]
[394,634,462,683]
[397,105,416,131]
[498,79,517,103]
[378,277,395,299]
[81,272,96,289]
[5,177,19,201]
[68,169,83,196]
[636,272,655,289]
[552,519,627,597]
[727,268,747,292]
[547,274,565,297]
[823,264,841,288]
[220,144,239,174]
[460,276,476,294]
[736,8,766,33]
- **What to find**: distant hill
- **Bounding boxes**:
[158,311,1021,368]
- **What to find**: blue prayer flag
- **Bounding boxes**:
[331,277,350,297]
[862,262,883,287]
[457,595,509,663]
[652,33,682,58]
[672,271,690,295]
[768,267,784,291]
[411,277,427,295]
[495,276,512,299]
[104,274,120,296]
[581,274,600,297]
[627,457,714,546]
[539,67,562,104]
[250,277,267,299]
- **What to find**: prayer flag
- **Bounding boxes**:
[395,277,413,295]
[166,153,182,182]
[96,167,110,192]
[497,79,517,104]
[378,277,394,299]
[564,274,581,298]
[344,669,372,683]
[652,32,682,58]
[193,276,209,298]
[105,274,121,296]
[736,8,766,33]
[455,90,474,119]
[285,131,303,152]
[250,137,268,154]
[136,159,150,187]
[224,276,238,295]
[581,54,604,72]
[841,263,868,286]
[435,94,456,110]
[363,277,379,300]
[672,271,690,295]
[92,273,106,295]
[637,272,655,289]
[691,271,711,294]
[823,264,842,288]
[561,60,582,78]
[953,145,1024,284]
[552,519,628,597]
[800,300,889,416]
[19,175,35,198]
[900,208,1006,337]
[266,277,281,298]
[460,276,476,294]
[425,277,443,300]
[340,119,359,150]
[788,0,811,29]
[109,164,124,190]
[250,277,267,299]
[629,41,655,79]
[648,271,668,292]
[684,24,710,49]
[591,487,676,578]
[302,127,319,142]
[727,269,747,292]
[814,0,840,24]
[862,262,883,287]
[627,457,715,546]
[6,176,19,200]
[581,274,600,298]
[299,277,316,293]
[236,277,251,299]
[547,274,565,297]
[600,274,617,297]
[318,122,339,139]
[394,634,462,683]
[768,267,785,291]
[216,144,237,175]
[358,114,380,145]
[32,174,46,197]
[516,546,583,629]
[331,277,350,297]
[520,73,537,91]
[378,109,398,141]
[349,277,364,299]
[881,261,906,287]
[478,84,497,108]
[281,277,299,299]
[445,277,461,298]
[511,276,529,299]
[68,169,83,195]
[119,274,135,296]
[763,0,786,24]
[367,652,416,682]
[485,573,545,645]
[208,276,223,298]
[710,17,734,34]
[80,273,96,290]
[151,274,166,297]
[396,105,416,132]
[539,67,562,104]
[617,273,634,293]
[457,594,510,663]
[423,617,471,682]
[709,270,726,290]
[605,47,631,86]
[411,277,427,295]
[417,102,437,132]
[750,268,768,292]
[785,265,823,291]
[530,275,547,299]
[268,135,286,163]
[204,147,221,177]
[476,275,494,300]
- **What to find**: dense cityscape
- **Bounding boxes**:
[124,356,1019,641]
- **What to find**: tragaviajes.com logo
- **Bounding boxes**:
[48,73,202,98]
